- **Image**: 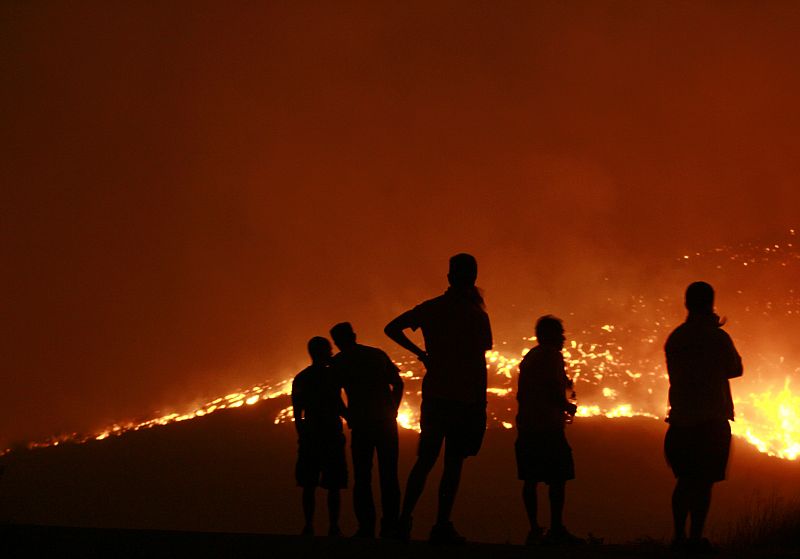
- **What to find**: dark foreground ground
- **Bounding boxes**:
[1,524,797,559]
[1,396,798,546]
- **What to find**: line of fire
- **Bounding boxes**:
[13,232,799,463]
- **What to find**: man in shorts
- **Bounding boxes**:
[291,336,348,537]
[515,315,581,545]
[330,322,404,539]
[384,253,492,544]
[664,281,743,552]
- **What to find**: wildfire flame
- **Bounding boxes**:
[732,379,800,460]
[9,231,800,462]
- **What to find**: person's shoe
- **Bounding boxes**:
[379,518,399,540]
[300,524,314,537]
[685,538,719,555]
[396,516,412,544]
[351,527,375,539]
[525,527,544,546]
[429,521,467,546]
[669,537,687,552]
[328,525,343,538]
[543,526,585,545]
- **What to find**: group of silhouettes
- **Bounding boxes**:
[291,253,742,551]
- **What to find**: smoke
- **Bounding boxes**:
[2,1,800,447]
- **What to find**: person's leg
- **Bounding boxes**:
[672,478,690,542]
[522,481,539,532]
[685,420,728,544]
[351,429,377,536]
[548,481,566,531]
[436,441,465,525]
[400,433,443,521]
[320,432,347,536]
[376,422,401,535]
[296,439,318,535]
[302,486,315,535]
[327,489,341,536]
[688,480,713,541]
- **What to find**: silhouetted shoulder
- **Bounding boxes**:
[714,327,736,344]
[665,320,737,353]
[332,344,397,368]
[370,346,401,373]
[520,346,563,370]
[664,322,689,349]
[293,366,314,390]
[363,344,396,362]
[403,295,447,331]
[329,352,345,366]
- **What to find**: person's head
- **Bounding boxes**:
[685,281,715,314]
[307,336,333,364]
[535,315,565,348]
[330,322,357,351]
[447,253,478,288]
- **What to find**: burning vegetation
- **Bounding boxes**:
[13,231,800,462]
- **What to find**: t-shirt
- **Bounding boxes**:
[404,287,492,404]
[516,345,571,432]
[332,344,403,429]
[665,313,743,426]
[291,363,345,435]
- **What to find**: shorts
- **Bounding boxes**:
[295,431,348,489]
[515,429,575,483]
[664,419,731,482]
[418,398,486,459]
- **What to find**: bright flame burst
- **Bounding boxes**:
[10,231,800,461]
[733,379,800,460]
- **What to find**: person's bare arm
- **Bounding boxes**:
[723,332,743,379]
[551,355,576,414]
[482,312,493,351]
[338,390,352,429]
[728,352,743,379]
[384,311,429,366]
[385,355,405,411]
[330,361,350,428]
[291,382,305,436]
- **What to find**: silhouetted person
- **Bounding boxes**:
[665,282,743,552]
[330,322,404,539]
[515,316,582,545]
[385,253,492,544]
[291,336,348,537]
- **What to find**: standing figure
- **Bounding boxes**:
[515,315,582,545]
[664,282,743,552]
[330,322,404,539]
[384,253,492,544]
[291,336,348,537]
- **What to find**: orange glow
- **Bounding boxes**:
[7,236,799,463]
[11,338,798,461]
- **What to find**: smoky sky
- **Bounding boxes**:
[3,1,800,446]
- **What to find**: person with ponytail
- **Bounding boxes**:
[385,253,492,544]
